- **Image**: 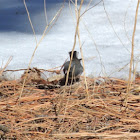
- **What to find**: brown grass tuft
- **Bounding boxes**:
[0,76,139,140]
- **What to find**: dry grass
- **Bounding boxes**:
[0,75,139,140]
[0,0,139,139]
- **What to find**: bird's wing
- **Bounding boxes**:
[63,61,75,74]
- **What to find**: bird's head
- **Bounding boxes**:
[69,51,78,59]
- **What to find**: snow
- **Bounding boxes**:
[0,0,140,80]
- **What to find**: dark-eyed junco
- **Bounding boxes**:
[63,51,83,84]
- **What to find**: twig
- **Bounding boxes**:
[23,0,37,44]
[44,0,48,25]
[125,0,140,107]
[102,0,130,53]
[19,0,65,101]
[64,0,84,87]
[80,0,103,17]
[0,56,13,76]
[124,0,134,43]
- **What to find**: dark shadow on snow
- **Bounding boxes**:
[0,0,101,34]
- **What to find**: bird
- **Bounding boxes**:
[62,51,83,84]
